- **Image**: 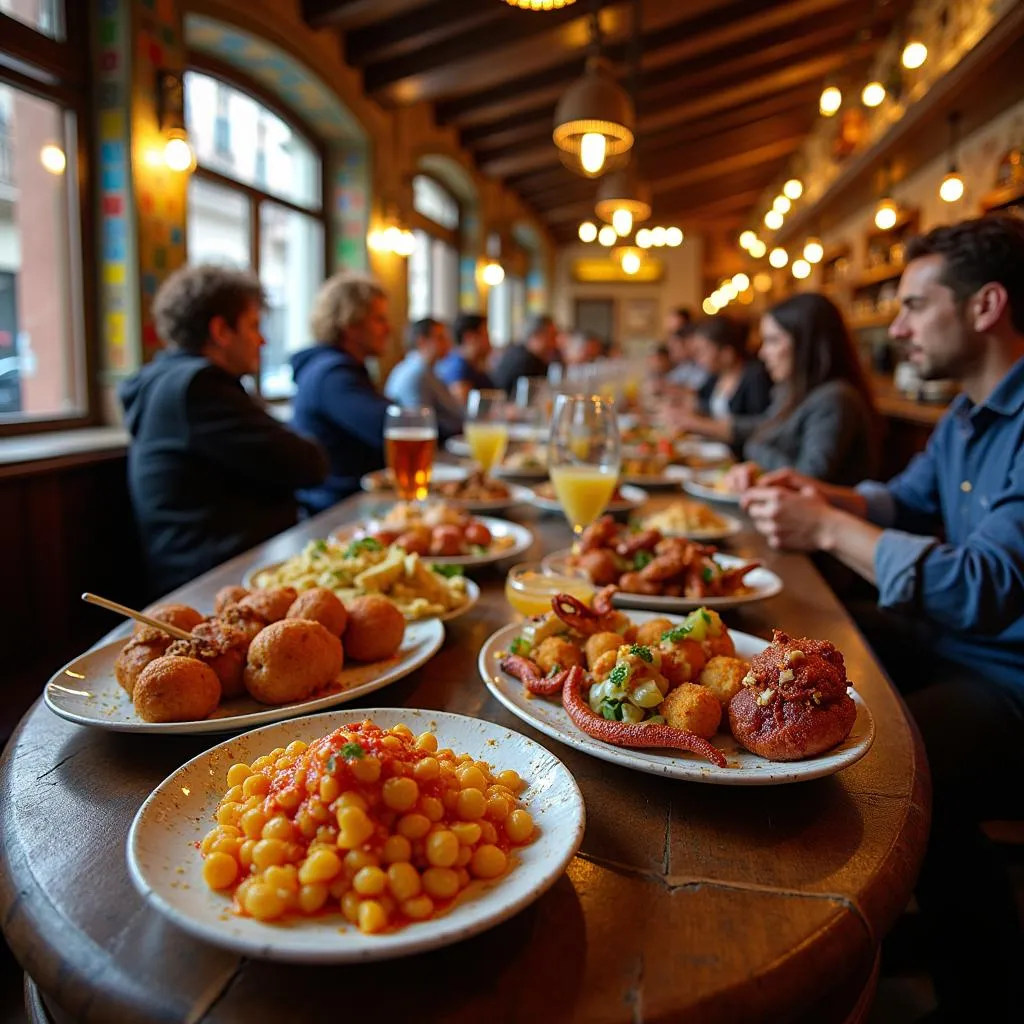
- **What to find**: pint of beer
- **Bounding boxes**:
[385,406,437,501]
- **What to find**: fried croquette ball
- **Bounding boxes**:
[243,620,343,705]
[287,587,348,636]
[633,617,675,648]
[576,548,621,587]
[584,631,624,670]
[133,656,221,723]
[728,687,856,761]
[342,595,406,663]
[701,611,735,658]
[134,603,204,636]
[430,524,465,557]
[217,603,265,646]
[167,621,250,700]
[699,656,749,707]
[534,636,584,676]
[237,586,298,624]
[658,682,722,739]
[591,649,621,680]
[658,641,706,687]
[214,585,249,615]
[115,627,172,697]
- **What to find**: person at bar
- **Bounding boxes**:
[435,313,494,405]
[717,293,878,486]
[491,314,561,397]
[561,331,604,367]
[291,271,392,515]
[119,265,328,599]
[741,216,1024,1018]
[384,318,464,439]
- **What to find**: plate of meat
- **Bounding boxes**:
[479,597,874,785]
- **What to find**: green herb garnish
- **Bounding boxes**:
[599,697,624,721]
[340,742,365,760]
[344,536,384,558]
[629,644,653,663]
[311,538,328,554]
[469,545,488,555]
[326,755,337,774]
[633,550,653,571]
[701,610,712,624]
[702,566,714,583]
[546,663,562,678]
[432,563,465,578]
[661,623,693,644]
[608,663,630,688]
[509,636,530,656]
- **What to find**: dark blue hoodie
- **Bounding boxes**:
[291,345,389,514]
[119,350,327,599]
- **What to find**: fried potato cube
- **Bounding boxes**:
[658,682,722,739]
[584,631,623,671]
[699,657,749,707]
[633,618,675,648]
[533,637,584,676]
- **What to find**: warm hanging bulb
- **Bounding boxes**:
[773,195,791,214]
[803,239,824,264]
[621,250,641,275]
[612,208,633,237]
[768,247,789,269]
[792,259,811,280]
[939,171,965,203]
[163,133,195,173]
[764,209,784,230]
[598,225,617,246]
[902,41,928,69]
[819,85,842,116]
[861,81,886,108]
[701,298,718,316]
[739,230,757,250]
[874,198,899,231]
[748,239,767,259]
[635,228,652,249]
[580,132,607,176]
[783,178,803,200]
[732,273,750,292]
[482,261,505,286]
[578,221,598,243]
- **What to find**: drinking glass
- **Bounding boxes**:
[548,394,621,536]
[504,561,594,619]
[465,389,510,473]
[384,405,437,501]
[514,376,551,424]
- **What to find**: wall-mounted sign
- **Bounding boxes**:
[571,257,664,283]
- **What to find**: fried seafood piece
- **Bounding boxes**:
[214,585,249,615]
[243,619,343,705]
[134,603,204,636]
[287,587,348,636]
[659,683,722,740]
[575,548,621,587]
[533,636,585,676]
[658,641,706,687]
[584,631,624,670]
[633,618,675,648]
[699,656,748,707]
[727,630,856,761]
[699,610,736,659]
[342,595,405,663]
[577,515,619,553]
[237,586,298,624]
[167,620,250,699]
[115,626,173,697]
[617,571,661,595]
[133,656,221,723]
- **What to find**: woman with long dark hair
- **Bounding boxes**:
[723,292,879,488]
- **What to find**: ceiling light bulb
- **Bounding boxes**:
[482,261,505,286]
[803,239,824,264]
[711,289,723,307]
[753,272,773,293]
[635,228,652,249]
[764,209,784,230]
[739,230,757,250]
[773,195,791,214]
[163,135,195,173]
[720,282,738,301]
[783,178,803,200]
[612,208,633,237]
[732,273,750,292]
[939,171,965,203]
[579,132,607,176]
[769,247,788,269]
[395,230,416,257]
[902,41,928,70]
[702,298,718,316]
[40,144,66,174]
[874,198,899,231]
[650,226,667,246]
[665,227,683,247]
[621,251,641,275]
[598,225,617,246]
[792,258,811,280]
[819,85,842,117]
[382,226,402,251]
[368,229,385,252]
[748,239,767,259]
[578,221,598,243]
[861,81,886,108]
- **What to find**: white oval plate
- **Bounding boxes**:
[637,507,744,542]
[127,708,586,961]
[541,551,781,611]
[479,614,874,785]
[683,473,742,505]
[672,439,734,469]
[620,464,690,489]
[331,517,535,569]
[44,619,445,735]
[241,565,480,623]
[529,483,649,516]
[360,464,467,495]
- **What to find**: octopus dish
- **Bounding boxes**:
[114,626,173,697]
[214,585,250,615]
[133,656,221,723]
[286,587,348,636]
[342,595,406,663]
[134,602,204,636]
[167,620,250,699]
[243,619,343,706]
[727,630,856,761]
[237,586,298,624]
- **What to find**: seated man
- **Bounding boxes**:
[492,314,560,397]
[384,318,464,439]
[119,265,327,599]
[435,313,494,405]
[560,331,604,367]
[291,271,393,514]
[742,216,1024,1018]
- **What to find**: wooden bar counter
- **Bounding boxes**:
[0,494,929,1024]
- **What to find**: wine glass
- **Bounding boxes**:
[548,394,621,537]
[465,389,509,474]
[384,405,437,501]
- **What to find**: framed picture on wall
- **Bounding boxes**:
[623,297,659,338]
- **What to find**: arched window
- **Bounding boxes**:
[408,174,459,323]
[184,69,326,396]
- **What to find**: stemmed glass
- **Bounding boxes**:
[384,405,437,501]
[465,389,510,475]
[548,394,621,537]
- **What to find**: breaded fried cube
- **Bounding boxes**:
[534,636,584,676]
[633,618,675,648]
[584,631,623,671]
[659,682,722,739]
[699,657,749,707]
[343,595,406,663]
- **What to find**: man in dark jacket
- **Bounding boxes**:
[491,315,560,396]
[119,265,327,599]
[291,271,393,514]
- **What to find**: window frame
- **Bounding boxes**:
[0,4,98,438]
[408,171,461,322]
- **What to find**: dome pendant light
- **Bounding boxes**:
[504,1,577,9]
[594,166,652,237]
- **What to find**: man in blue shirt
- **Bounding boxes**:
[742,216,1024,1018]
[435,313,494,406]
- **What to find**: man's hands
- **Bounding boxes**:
[742,483,836,551]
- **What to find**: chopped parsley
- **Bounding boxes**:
[608,663,631,688]
[340,742,365,760]
[633,550,653,571]
[310,538,328,554]
[545,663,563,678]
[509,636,530,656]
[702,566,714,583]
[701,610,712,624]
[344,536,383,558]
[469,544,488,555]
[599,697,624,721]
[629,643,653,663]
[431,563,465,578]
[661,623,693,644]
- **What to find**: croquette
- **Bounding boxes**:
[342,595,406,663]
[699,656,749,707]
[287,587,348,636]
[243,619,343,705]
[659,682,722,739]
[237,587,298,624]
[133,656,221,723]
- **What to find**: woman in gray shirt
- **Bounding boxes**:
[724,293,879,488]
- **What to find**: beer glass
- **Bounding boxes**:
[384,405,437,501]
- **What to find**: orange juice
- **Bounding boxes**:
[505,571,594,618]
[550,465,618,532]
[465,423,509,472]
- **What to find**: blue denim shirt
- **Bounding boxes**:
[857,355,1024,687]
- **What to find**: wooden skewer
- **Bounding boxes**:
[81,592,195,642]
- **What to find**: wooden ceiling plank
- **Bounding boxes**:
[301,0,427,31]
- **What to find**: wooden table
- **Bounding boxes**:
[0,495,929,1024]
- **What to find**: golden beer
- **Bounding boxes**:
[385,427,436,500]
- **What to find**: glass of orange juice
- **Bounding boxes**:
[548,394,621,536]
[465,389,510,474]
[505,561,594,619]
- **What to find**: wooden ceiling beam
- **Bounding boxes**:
[301,0,426,31]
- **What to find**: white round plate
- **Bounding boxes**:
[331,517,534,569]
[360,464,467,495]
[673,439,734,469]
[620,464,690,489]
[444,435,471,458]
[479,614,874,785]
[426,483,536,515]
[540,551,781,611]
[241,563,480,623]
[637,507,744,542]
[127,708,585,961]
[44,619,445,735]
[683,472,742,505]
[530,483,649,515]
[492,460,548,481]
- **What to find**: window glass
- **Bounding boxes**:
[0,0,64,40]
[488,280,512,348]
[186,176,250,267]
[0,84,82,419]
[413,175,459,231]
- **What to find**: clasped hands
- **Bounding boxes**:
[737,467,834,552]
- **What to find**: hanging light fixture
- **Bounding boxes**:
[503,1,577,9]
[769,247,789,268]
[597,224,617,246]
[783,178,803,201]
[635,228,652,249]
[578,221,598,243]
[902,40,928,69]
[615,246,643,275]
[773,195,791,215]
[861,81,886,108]
[701,298,718,316]
[819,84,842,117]
[595,166,652,238]
[939,111,965,203]
[732,273,750,292]
[368,203,415,257]
[481,261,505,286]
[664,227,683,247]
[874,197,899,230]
[792,259,811,280]
[803,238,824,264]
[748,239,767,259]
[739,229,758,250]
[764,209,784,231]
[753,272,773,293]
